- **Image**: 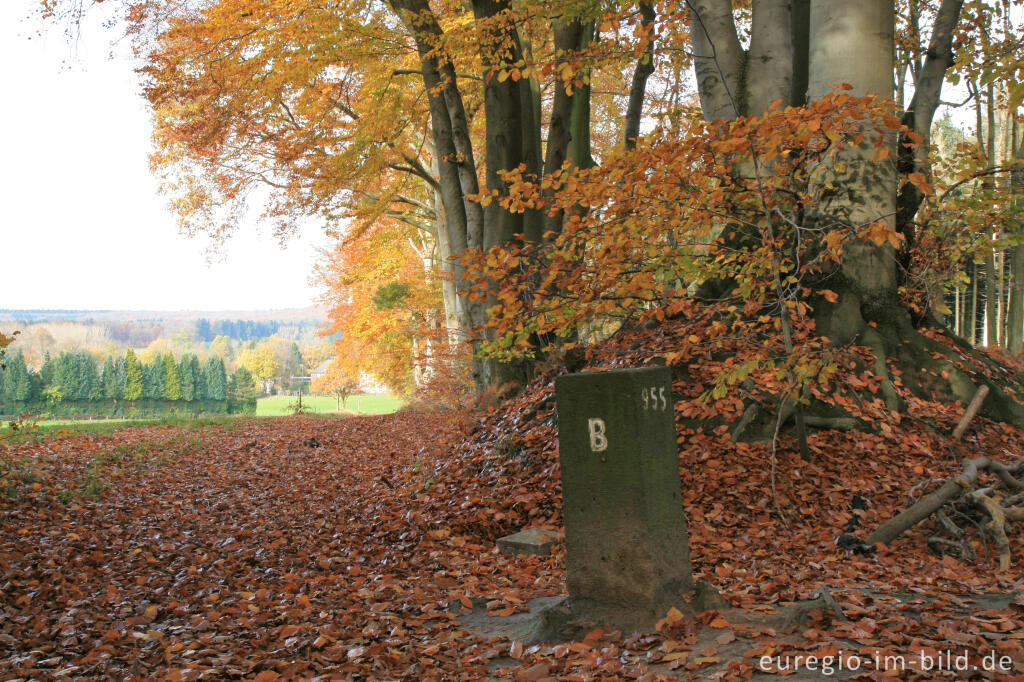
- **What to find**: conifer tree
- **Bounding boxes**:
[144,357,166,400]
[53,352,77,401]
[0,355,12,404]
[1,351,32,403]
[102,356,123,400]
[75,352,91,400]
[187,354,203,400]
[228,366,258,404]
[87,366,105,401]
[39,352,54,388]
[203,355,227,401]
[178,354,196,402]
[114,355,128,397]
[123,349,144,401]
[164,353,182,401]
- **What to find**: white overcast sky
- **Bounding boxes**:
[0,0,334,311]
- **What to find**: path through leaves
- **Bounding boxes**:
[1,415,556,679]
[3,408,1024,680]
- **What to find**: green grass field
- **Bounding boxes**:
[1,415,245,441]
[1,394,402,440]
[255,394,403,416]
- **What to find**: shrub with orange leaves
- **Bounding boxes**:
[465,91,906,393]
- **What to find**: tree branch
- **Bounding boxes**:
[896,0,965,245]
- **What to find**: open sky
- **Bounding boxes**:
[0,0,335,311]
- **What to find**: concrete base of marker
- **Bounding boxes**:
[525,579,729,642]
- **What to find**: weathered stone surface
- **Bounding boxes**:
[554,366,693,632]
[497,528,560,556]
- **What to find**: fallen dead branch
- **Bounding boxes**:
[866,456,1024,568]
[952,385,990,440]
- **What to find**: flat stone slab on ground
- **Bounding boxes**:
[497,528,560,556]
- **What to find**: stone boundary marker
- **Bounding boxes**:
[554,366,694,632]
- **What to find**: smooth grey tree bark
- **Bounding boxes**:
[688,0,745,119]
[747,0,793,116]
[807,0,898,346]
[1007,124,1024,352]
[685,0,1024,427]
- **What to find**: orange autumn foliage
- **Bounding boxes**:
[316,219,464,397]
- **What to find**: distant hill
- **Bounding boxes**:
[0,307,327,323]
[0,307,335,367]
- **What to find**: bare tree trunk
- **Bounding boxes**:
[392,0,521,391]
[998,250,1005,345]
[1009,120,1024,352]
[971,260,980,345]
[895,0,963,248]
[624,3,656,149]
[688,0,745,120]
[473,0,529,249]
[427,143,467,349]
[954,281,962,336]
[569,22,596,170]
[747,0,793,115]
[542,19,585,238]
[985,82,999,346]
[689,0,803,119]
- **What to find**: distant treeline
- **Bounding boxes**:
[2,317,325,352]
[0,350,261,418]
[195,319,284,342]
[104,319,321,345]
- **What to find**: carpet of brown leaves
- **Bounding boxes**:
[3,329,1024,680]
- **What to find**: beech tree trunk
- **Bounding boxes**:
[391,0,518,390]
[806,0,899,347]
[472,0,542,249]
[1009,123,1024,352]
[624,4,656,150]
[896,0,963,245]
[984,83,999,346]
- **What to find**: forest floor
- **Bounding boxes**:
[1,392,1024,679]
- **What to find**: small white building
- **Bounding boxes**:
[311,360,332,381]
[310,359,387,394]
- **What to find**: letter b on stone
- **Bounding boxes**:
[588,418,608,452]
